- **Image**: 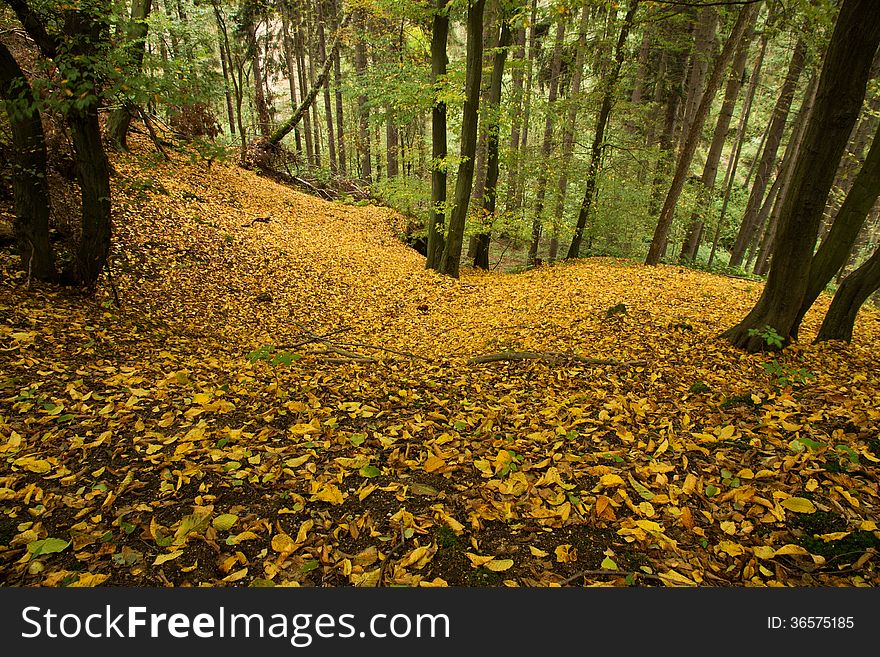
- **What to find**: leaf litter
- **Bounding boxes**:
[1,139,879,588]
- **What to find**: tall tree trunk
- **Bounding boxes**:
[503,25,526,215]
[426,0,448,271]
[218,27,237,136]
[281,3,301,151]
[316,0,337,172]
[645,3,760,266]
[246,6,271,137]
[566,0,639,260]
[439,0,485,278]
[707,31,768,267]
[750,73,818,276]
[679,10,756,262]
[527,14,566,266]
[354,8,371,181]
[473,12,512,270]
[107,0,153,150]
[331,0,346,176]
[680,6,717,152]
[0,41,55,280]
[727,37,807,268]
[294,13,314,163]
[722,0,880,352]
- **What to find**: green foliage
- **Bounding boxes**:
[762,359,816,389]
[748,325,784,349]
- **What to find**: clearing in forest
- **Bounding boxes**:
[1,144,879,587]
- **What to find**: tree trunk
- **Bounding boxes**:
[791,118,880,335]
[680,6,717,152]
[815,244,880,342]
[354,8,371,181]
[527,14,566,266]
[503,25,527,215]
[439,0,485,278]
[473,12,512,270]
[728,37,807,268]
[722,0,880,352]
[645,3,759,266]
[280,3,301,151]
[0,41,55,281]
[426,0,448,271]
[566,0,639,260]
[107,0,153,150]
[316,0,337,173]
[679,11,755,262]
[707,31,768,267]
[245,6,271,137]
[331,0,346,176]
[268,13,350,147]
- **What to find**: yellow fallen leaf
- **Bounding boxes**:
[781,497,816,514]
[423,454,446,473]
[222,567,248,582]
[555,544,577,563]
[153,550,184,565]
[465,552,495,567]
[311,482,344,505]
[68,573,110,587]
[529,546,549,558]
[271,533,298,554]
[485,559,513,572]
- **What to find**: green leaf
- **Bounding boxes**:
[27,538,70,556]
[349,433,366,446]
[301,560,319,572]
[359,465,381,478]
[705,484,719,497]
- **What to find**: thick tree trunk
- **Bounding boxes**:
[728,38,807,268]
[527,14,566,266]
[426,0,448,271]
[815,244,880,342]
[473,13,512,270]
[722,0,880,352]
[566,0,639,260]
[0,41,55,281]
[107,0,152,150]
[645,3,759,266]
[246,9,271,137]
[439,0,485,278]
[791,119,880,335]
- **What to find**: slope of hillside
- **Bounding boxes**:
[1,142,879,588]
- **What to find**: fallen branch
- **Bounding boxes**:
[378,520,407,587]
[467,351,647,366]
[560,569,664,586]
[335,341,431,361]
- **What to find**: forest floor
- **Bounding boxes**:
[1,139,879,587]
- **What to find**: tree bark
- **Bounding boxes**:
[0,41,55,280]
[791,118,880,335]
[354,8,371,181]
[645,3,759,266]
[680,6,717,152]
[473,12,512,270]
[316,0,337,173]
[426,0,448,271]
[722,0,880,352]
[815,244,880,343]
[439,0,485,278]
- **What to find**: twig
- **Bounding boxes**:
[134,105,170,161]
[105,257,121,308]
[561,569,664,586]
[378,520,407,587]
[25,237,33,290]
[467,351,647,366]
